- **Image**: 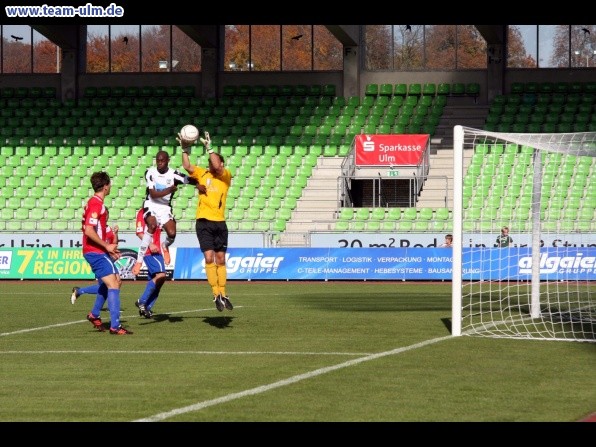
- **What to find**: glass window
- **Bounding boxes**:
[507,25,537,68]
[141,25,169,73]
[313,25,342,70]
[87,25,109,73]
[457,25,486,69]
[425,25,456,70]
[225,25,340,71]
[570,25,594,68]
[33,28,59,73]
[225,25,249,71]
[364,25,392,70]
[111,25,139,72]
[3,25,31,73]
[251,25,280,71]
[282,25,312,70]
[172,26,201,72]
[540,25,565,68]
[394,24,424,70]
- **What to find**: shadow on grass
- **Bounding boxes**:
[152,314,184,323]
[202,316,234,329]
[143,313,234,329]
[441,317,452,333]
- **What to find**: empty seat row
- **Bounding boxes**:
[1,86,56,99]
[223,84,336,97]
[510,81,596,95]
[84,85,195,98]
[365,82,479,97]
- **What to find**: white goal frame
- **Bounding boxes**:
[452,125,595,342]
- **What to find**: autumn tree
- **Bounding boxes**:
[507,26,536,68]
[224,25,250,70]
[110,30,139,72]
[395,25,425,70]
[2,39,32,73]
[252,25,281,71]
[87,34,109,73]
[141,25,169,72]
[455,25,486,69]
[552,25,595,68]
[172,26,201,72]
[425,25,487,69]
[364,25,393,70]
[283,25,312,70]
[225,25,341,72]
[34,39,59,73]
[313,26,342,70]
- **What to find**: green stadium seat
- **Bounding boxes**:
[422,83,436,96]
[321,84,336,97]
[393,83,407,96]
[451,83,465,96]
[333,220,349,231]
[466,83,480,98]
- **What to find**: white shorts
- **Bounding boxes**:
[143,201,173,227]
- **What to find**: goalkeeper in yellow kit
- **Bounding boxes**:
[179,130,233,312]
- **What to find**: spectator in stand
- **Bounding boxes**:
[496,226,513,248]
[440,234,453,247]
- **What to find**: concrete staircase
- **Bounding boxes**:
[416,148,473,209]
[433,104,489,149]
[280,156,343,246]
[278,148,473,246]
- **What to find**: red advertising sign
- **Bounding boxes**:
[354,134,429,166]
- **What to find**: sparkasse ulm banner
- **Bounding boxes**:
[355,134,429,166]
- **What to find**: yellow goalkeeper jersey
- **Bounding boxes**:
[188,165,232,221]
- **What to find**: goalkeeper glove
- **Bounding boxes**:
[176,132,191,154]
[200,131,213,153]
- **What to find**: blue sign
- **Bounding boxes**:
[173,247,596,281]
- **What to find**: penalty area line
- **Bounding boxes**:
[133,334,453,422]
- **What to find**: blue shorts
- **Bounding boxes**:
[144,254,166,280]
[84,252,119,279]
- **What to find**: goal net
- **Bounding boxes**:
[452,126,596,342]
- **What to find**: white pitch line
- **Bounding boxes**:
[0,350,371,356]
[133,335,453,422]
[0,305,456,423]
[0,307,236,337]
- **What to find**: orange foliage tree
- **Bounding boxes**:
[552,25,595,68]
[507,26,536,68]
[225,25,341,71]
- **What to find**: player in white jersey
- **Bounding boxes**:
[133,150,194,274]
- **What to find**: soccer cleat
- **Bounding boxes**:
[109,325,133,335]
[132,262,142,276]
[221,296,233,311]
[144,308,154,319]
[135,300,147,317]
[70,287,80,305]
[214,295,224,312]
[87,313,105,332]
[161,243,171,265]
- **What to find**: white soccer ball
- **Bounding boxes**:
[180,124,199,143]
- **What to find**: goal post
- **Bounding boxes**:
[452,125,596,342]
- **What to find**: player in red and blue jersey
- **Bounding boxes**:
[133,207,167,319]
[70,224,117,304]
[82,171,132,335]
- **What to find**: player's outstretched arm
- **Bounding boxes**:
[178,132,195,174]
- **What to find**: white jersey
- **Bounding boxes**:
[143,166,190,208]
